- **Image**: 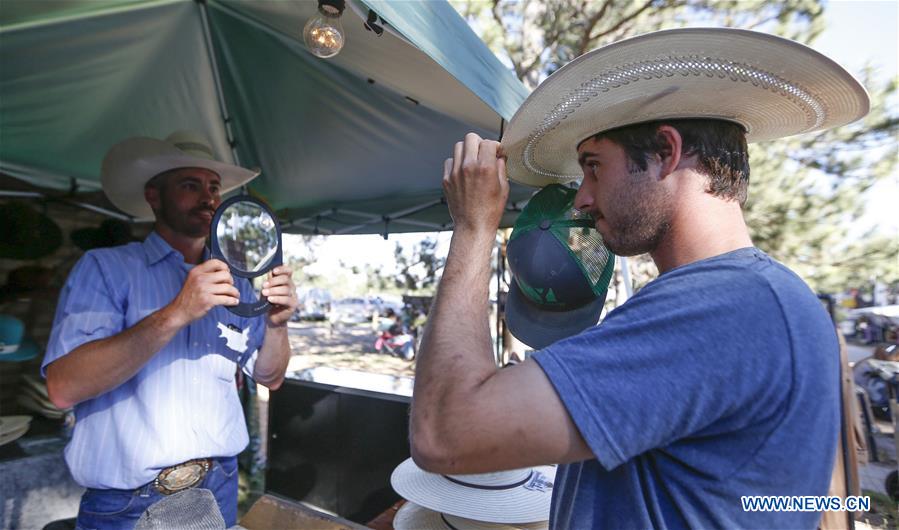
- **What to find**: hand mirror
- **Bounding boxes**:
[209,195,283,317]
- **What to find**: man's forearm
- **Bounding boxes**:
[46,305,185,409]
[411,229,498,458]
[253,324,290,390]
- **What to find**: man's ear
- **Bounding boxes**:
[144,183,161,212]
[655,125,683,178]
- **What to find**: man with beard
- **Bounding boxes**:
[409,29,870,528]
[43,131,297,528]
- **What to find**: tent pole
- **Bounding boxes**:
[334,199,444,235]
[197,0,243,167]
[0,190,137,222]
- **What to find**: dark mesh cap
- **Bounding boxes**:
[506,184,615,349]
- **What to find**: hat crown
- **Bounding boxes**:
[164,130,217,161]
[445,468,533,488]
[0,315,25,350]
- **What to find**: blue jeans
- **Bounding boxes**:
[75,456,238,530]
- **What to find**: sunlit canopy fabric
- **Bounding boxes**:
[0,0,533,234]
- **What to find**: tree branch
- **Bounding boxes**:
[577,0,614,55]
[589,0,657,43]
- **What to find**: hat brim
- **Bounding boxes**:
[0,202,63,259]
[502,27,870,187]
[390,459,554,524]
[506,281,606,350]
[393,502,549,530]
[101,137,259,219]
[0,338,39,362]
[70,226,137,251]
[0,415,32,446]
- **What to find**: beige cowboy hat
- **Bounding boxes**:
[101,130,260,219]
[0,415,32,446]
[501,27,870,187]
[391,458,555,524]
[393,502,549,530]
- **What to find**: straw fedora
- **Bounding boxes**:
[0,415,32,446]
[70,219,138,251]
[393,502,549,530]
[390,458,555,524]
[101,130,259,219]
[501,27,870,187]
[0,201,63,259]
[0,315,39,363]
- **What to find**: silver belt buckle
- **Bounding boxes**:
[153,458,211,495]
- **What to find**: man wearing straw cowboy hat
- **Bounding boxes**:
[42,131,297,528]
[411,28,869,528]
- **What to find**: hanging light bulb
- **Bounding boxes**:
[303,0,346,59]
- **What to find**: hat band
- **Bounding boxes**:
[0,344,19,354]
[439,514,461,530]
[442,471,533,491]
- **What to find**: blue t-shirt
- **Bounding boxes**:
[534,247,839,529]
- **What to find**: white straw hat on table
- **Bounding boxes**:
[393,501,549,530]
[390,457,555,524]
[501,27,870,187]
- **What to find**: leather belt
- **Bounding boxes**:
[153,458,212,495]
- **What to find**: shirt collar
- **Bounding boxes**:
[142,231,210,266]
[142,231,178,266]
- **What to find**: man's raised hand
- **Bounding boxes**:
[262,266,298,327]
[443,132,509,236]
[169,259,240,326]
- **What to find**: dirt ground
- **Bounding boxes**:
[285,320,415,377]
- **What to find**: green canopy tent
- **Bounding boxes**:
[0,0,533,236]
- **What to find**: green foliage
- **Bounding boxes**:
[283,234,323,285]
[452,0,898,294]
[745,71,899,292]
[389,237,446,293]
[451,0,824,89]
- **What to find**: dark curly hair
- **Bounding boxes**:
[585,119,750,205]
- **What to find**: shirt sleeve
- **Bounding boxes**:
[42,252,125,377]
[533,268,792,470]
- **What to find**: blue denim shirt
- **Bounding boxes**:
[43,232,265,489]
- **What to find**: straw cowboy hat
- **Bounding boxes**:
[101,130,259,219]
[70,219,138,251]
[391,458,555,524]
[0,201,63,260]
[393,502,549,530]
[0,415,32,447]
[501,27,870,187]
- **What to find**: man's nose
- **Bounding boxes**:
[573,182,592,211]
[199,186,216,205]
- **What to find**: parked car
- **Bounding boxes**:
[330,297,373,324]
[294,288,332,321]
